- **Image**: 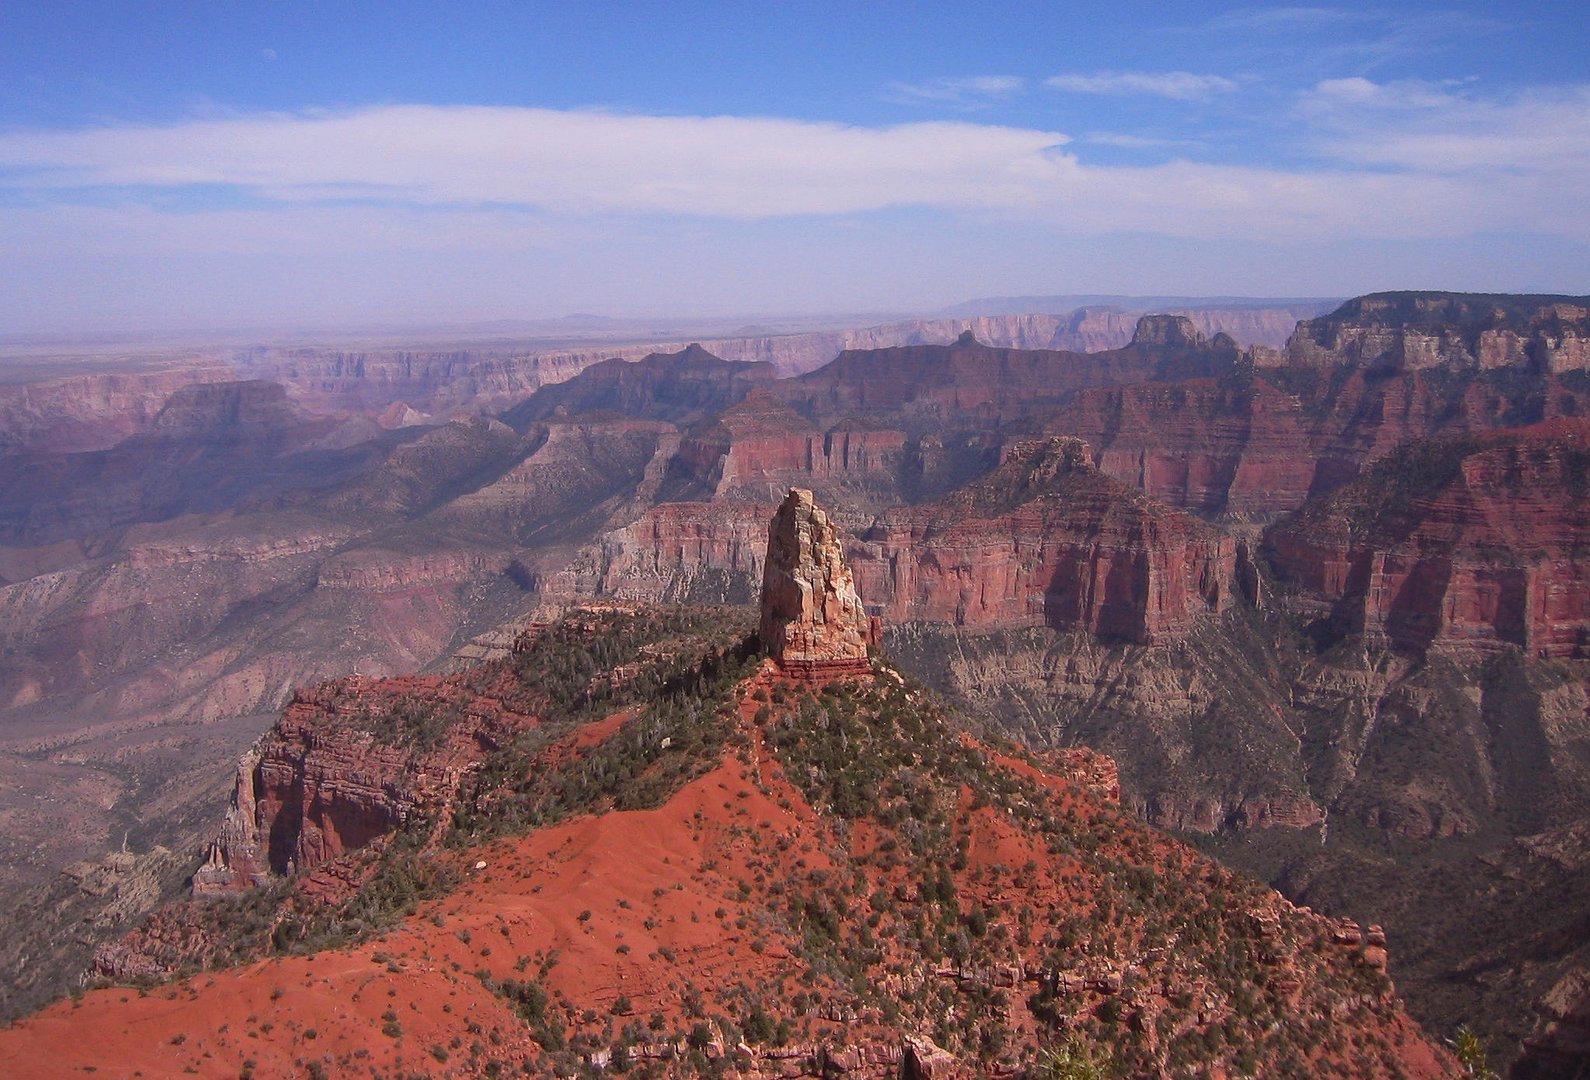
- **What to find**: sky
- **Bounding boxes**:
[1,1,1587,335]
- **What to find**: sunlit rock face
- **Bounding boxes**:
[759,487,876,677]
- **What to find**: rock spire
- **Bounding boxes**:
[759,488,876,678]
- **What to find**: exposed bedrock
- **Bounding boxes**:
[1266,420,1590,660]
[759,487,877,677]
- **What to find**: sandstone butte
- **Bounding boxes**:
[758,487,879,679]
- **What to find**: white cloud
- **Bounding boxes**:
[0,96,1585,277]
[0,106,1073,219]
[1084,132,1205,150]
[1045,71,1240,102]
[882,76,1025,108]
[1297,78,1590,174]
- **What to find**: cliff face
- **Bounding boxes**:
[851,439,1243,644]
[566,440,1243,647]
[553,501,773,604]
[681,391,908,506]
[1281,291,1590,373]
[1265,421,1590,659]
[776,320,1237,432]
[194,672,537,892]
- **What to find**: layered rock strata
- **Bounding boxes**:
[759,488,877,678]
[192,676,535,893]
[1266,420,1590,658]
[853,438,1245,644]
[1279,291,1590,373]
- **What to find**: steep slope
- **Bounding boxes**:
[0,598,1453,1079]
[1266,420,1590,660]
[852,437,1245,645]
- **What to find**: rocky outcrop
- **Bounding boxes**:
[760,488,877,677]
[1131,313,1206,348]
[193,675,536,892]
[1279,291,1590,373]
[1266,420,1590,658]
[853,438,1245,644]
[1517,966,1590,1078]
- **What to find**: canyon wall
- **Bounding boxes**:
[851,439,1243,644]
[194,673,536,892]
[1266,421,1590,659]
[1279,292,1590,373]
[0,360,233,453]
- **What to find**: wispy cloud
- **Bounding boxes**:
[881,76,1025,109]
[1298,78,1590,174]
[1197,6,1357,33]
[0,97,1584,266]
[1083,132,1207,150]
[1045,71,1240,102]
[0,106,1072,219]
[1188,6,1513,73]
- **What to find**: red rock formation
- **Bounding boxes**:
[759,488,877,678]
[1266,420,1590,658]
[193,675,536,892]
[561,440,1245,646]
[3,632,1456,1080]
[685,391,907,501]
[1045,378,1328,519]
[775,319,1236,430]
[851,438,1244,644]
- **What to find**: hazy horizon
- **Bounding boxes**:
[2,2,1586,335]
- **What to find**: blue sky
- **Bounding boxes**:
[1,2,1586,333]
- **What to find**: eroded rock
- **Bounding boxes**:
[759,488,877,678]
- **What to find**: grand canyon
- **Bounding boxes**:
[2,292,1589,1077]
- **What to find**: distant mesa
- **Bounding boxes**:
[759,487,878,679]
[1131,313,1206,348]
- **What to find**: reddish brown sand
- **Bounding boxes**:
[0,666,1456,1078]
